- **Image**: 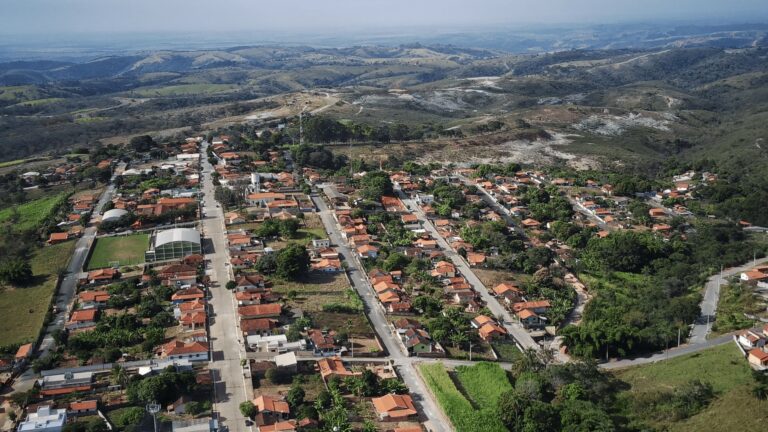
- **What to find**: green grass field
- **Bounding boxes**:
[419,362,508,432]
[614,343,766,431]
[0,158,32,168]
[0,240,76,346]
[0,192,69,232]
[86,234,149,270]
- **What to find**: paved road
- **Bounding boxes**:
[311,192,452,432]
[689,256,768,344]
[200,142,252,432]
[599,333,735,370]
[10,164,124,393]
[397,192,540,353]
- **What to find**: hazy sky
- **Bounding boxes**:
[4,0,768,35]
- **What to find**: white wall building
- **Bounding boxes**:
[18,406,67,432]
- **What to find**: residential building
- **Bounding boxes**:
[371,394,417,421]
[18,406,67,432]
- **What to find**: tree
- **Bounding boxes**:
[559,400,614,432]
[497,390,525,431]
[276,244,310,280]
[0,257,32,285]
[286,384,305,408]
[239,401,256,419]
[360,171,393,201]
[278,219,300,239]
[129,135,155,152]
[225,280,237,290]
[255,253,278,275]
[114,407,145,428]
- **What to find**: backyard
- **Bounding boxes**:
[86,233,150,270]
[0,240,76,346]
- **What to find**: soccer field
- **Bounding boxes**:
[86,234,150,270]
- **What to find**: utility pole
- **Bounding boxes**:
[677,327,681,348]
[468,340,473,362]
[146,402,160,432]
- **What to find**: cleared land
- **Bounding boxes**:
[614,343,767,432]
[0,192,69,232]
[86,234,150,270]
[272,273,375,344]
[0,240,76,346]
[419,362,509,432]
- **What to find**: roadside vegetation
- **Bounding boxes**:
[0,240,76,348]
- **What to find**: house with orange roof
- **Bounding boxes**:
[259,421,297,432]
[317,357,361,381]
[178,311,207,331]
[240,318,280,337]
[741,270,768,284]
[431,261,456,278]
[521,218,541,228]
[15,343,33,362]
[372,394,417,421]
[48,232,70,244]
[171,286,205,303]
[466,252,486,267]
[512,300,551,314]
[78,290,110,308]
[649,208,667,218]
[69,400,98,416]
[238,303,282,319]
[160,340,209,361]
[246,192,286,207]
[357,244,379,259]
[87,268,119,284]
[748,347,768,369]
[517,308,545,329]
[67,309,98,330]
[311,258,343,273]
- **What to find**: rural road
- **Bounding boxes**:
[689,256,768,344]
[10,162,124,393]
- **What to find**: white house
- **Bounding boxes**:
[18,406,67,432]
[312,238,331,248]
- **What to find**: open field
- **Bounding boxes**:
[86,234,149,270]
[454,362,513,408]
[272,273,375,340]
[132,83,237,97]
[0,192,69,232]
[613,343,767,431]
[0,158,32,168]
[0,240,76,346]
[418,362,508,432]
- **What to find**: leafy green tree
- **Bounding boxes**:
[276,244,310,280]
[559,400,614,432]
[0,257,32,285]
[286,383,306,408]
[360,171,393,201]
[239,401,256,419]
[255,253,278,275]
[129,135,155,152]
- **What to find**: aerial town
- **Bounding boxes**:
[0,118,765,432]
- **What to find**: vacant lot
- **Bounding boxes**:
[614,343,767,432]
[419,362,508,432]
[272,273,375,341]
[87,234,149,270]
[0,240,76,346]
[0,192,69,232]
